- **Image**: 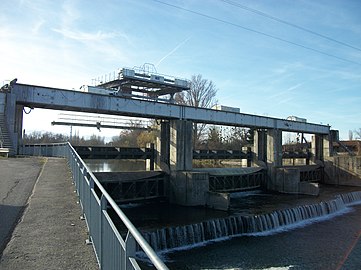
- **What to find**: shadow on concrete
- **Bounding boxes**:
[0,204,27,259]
[324,158,361,186]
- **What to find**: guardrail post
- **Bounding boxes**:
[125,232,136,270]
[87,176,94,245]
[100,194,107,269]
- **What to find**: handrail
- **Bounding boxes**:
[67,142,168,270]
[20,142,169,270]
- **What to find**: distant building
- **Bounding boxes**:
[333,140,361,155]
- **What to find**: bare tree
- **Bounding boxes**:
[175,74,218,147]
[176,74,218,108]
[354,128,361,140]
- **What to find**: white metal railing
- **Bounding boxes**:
[20,143,169,270]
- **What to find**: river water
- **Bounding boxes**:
[86,160,361,269]
[165,204,361,270]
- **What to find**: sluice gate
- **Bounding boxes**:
[299,165,324,182]
[94,171,167,203]
[74,145,154,160]
[195,167,266,193]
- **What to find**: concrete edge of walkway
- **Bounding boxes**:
[0,157,99,270]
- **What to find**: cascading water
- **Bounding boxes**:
[142,191,361,252]
[338,191,361,205]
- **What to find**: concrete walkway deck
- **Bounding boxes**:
[0,157,98,269]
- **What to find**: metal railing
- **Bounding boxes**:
[20,143,169,270]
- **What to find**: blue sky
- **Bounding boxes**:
[1,0,360,140]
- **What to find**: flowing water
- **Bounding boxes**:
[142,192,361,252]
[165,204,361,270]
[85,160,361,269]
[133,190,361,270]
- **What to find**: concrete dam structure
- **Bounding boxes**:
[2,76,361,269]
[1,79,360,209]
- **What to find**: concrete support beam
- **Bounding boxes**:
[266,129,283,190]
[323,134,331,160]
[169,171,209,206]
[267,129,283,167]
[253,129,267,167]
[311,134,331,163]
[15,105,24,145]
[154,121,170,172]
[170,120,193,171]
[12,84,330,134]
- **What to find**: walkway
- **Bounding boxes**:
[0,157,98,269]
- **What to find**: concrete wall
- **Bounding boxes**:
[169,171,209,206]
[324,156,361,186]
[273,167,319,195]
[274,168,299,193]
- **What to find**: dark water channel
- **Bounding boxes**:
[86,160,361,269]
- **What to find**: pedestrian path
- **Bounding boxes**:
[0,157,98,270]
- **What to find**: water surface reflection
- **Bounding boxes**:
[85,159,145,172]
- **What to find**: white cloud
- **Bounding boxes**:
[52,28,118,42]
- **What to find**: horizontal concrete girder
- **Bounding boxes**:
[12,83,330,134]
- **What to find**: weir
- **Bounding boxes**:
[142,191,361,252]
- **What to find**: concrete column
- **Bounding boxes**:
[154,121,170,172]
[311,134,332,163]
[15,105,24,143]
[170,120,193,171]
[253,129,267,167]
[311,135,323,163]
[5,92,21,153]
[266,129,283,190]
[267,129,283,167]
[323,134,331,160]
